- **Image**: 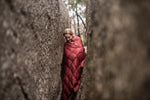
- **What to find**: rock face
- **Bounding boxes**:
[0,0,69,100]
[83,0,150,100]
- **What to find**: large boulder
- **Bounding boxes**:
[0,0,69,100]
[80,0,150,100]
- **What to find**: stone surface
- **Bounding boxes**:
[0,0,69,100]
[81,0,150,100]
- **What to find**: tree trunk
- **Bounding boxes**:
[73,13,77,35]
[76,4,80,35]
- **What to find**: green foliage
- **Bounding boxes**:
[67,0,86,11]
[77,0,85,3]
[69,0,84,3]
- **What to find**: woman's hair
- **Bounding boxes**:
[63,28,73,36]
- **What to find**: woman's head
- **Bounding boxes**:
[63,28,74,42]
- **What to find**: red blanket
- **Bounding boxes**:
[61,35,86,100]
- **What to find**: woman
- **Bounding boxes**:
[61,28,86,100]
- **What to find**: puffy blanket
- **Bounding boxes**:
[61,35,86,100]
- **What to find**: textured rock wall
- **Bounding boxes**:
[83,0,150,100]
[0,0,69,100]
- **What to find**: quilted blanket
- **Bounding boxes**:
[61,35,86,100]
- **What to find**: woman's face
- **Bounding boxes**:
[64,34,73,42]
